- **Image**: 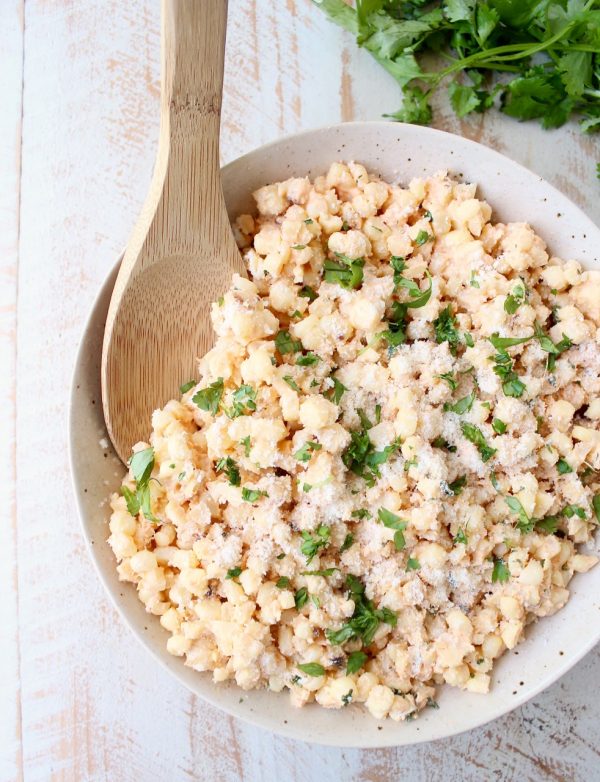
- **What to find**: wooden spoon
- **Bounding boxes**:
[101,0,244,464]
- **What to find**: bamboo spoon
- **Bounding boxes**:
[101,0,244,464]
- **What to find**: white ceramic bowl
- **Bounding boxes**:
[69,121,600,747]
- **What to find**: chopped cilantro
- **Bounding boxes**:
[557,458,573,475]
[504,284,526,314]
[396,272,433,309]
[407,557,421,571]
[415,230,431,246]
[535,515,560,534]
[302,568,338,577]
[283,375,301,392]
[298,662,325,677]
[448,475,467,496]
[226,384,257,418]
[434,306,461,355]
[327,376,347,404]
[240,436,251,457]
[300,525,331,564]
[275,329,302,355]
[454,528,468,545]
[215,456,241,486]
[296,352,320,366]
[276,576,290,589]
[299,284,317,301]
[325,574,396,646]
[562,504,586,519]
[390,255,406,287]
[346,650,368,674]
[492,418,507,434]
[192,378,224,415]
[340,533,355,552]
[295,587,308,609]
[226,567,242,580]
[241,487,268,503]
[324,253,365,289]
[377,508,408,551]
[505,496,534,533]
[294,440,322,462]
[489,333,532,350]
[342,422,401,486]
[492,558,510,583]
[490,347,526,398]
[437,371,458,390]
[179,380,196,394]
[461,422,497,462]
[351,509,372,519]
[444,391,475,415]
[122,447,159,523]
[432,436,457,453]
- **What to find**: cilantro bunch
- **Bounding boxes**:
[313,0,600,141]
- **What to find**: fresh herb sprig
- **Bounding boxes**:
[313,0,600,158]
[121,446,159,523]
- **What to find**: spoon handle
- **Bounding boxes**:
[125,0,238,271]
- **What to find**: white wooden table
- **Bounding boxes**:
[2,2,599,780]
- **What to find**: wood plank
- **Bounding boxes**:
[0,2,24,781]
[12,0,600,779]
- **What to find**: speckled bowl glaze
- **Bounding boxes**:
[69,121,600,747]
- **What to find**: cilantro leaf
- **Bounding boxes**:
[241,487,268,503]
[504,283,526,314]
[294,440,322,463]
[298,662,325,677]
[192,378,224,415]
[325,575,396,646]
[179,380,196,394]
[324,253,365,289]
[346,650,368,674]
[129,447,155,486]
[226,384,257,418]
[461,422,497,462]
[295,587,308,609]
[444,391,475,415]
[215,456,241,486]
[434,306,461,354]
[296,352,321,366]
[377,508,408,551]
[275,330,302,355]
[340,533,355,552]
[300,525,331,564]
[492,418,507,434]
[327,376,347,404]
[505,495,534,533]
[492,558,510,583]
[449,81,481,117]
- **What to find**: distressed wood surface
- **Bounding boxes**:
[2,1,599,780]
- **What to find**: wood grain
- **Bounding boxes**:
[4,0,599,780]
[0,2,23,780]
[102,0,244,463]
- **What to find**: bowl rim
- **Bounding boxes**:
[69,120,600,748]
